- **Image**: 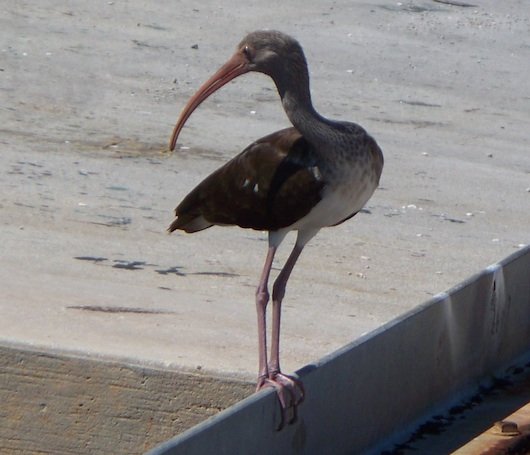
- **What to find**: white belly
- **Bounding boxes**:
[290,167,378,232]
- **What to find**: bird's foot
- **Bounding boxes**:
[256,372,304,430]
[271,371,305,404]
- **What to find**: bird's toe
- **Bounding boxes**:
[256,373,304,429]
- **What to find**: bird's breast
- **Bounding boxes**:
[289,156,379,231]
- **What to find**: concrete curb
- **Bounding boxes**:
[0,345,252,454]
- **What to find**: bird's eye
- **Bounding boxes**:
[242,45,252,61]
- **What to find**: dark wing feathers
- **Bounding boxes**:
[169,127,325,233]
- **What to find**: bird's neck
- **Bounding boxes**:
[280,84,334,147]
[270,51,337,146]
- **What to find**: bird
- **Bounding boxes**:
[167,30,384,427]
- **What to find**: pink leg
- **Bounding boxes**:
[269,243,303,375]
[256,232,315,429]
[269,243,305,408]
[255,246,276,389]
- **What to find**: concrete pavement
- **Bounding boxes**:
[1,0,528,388]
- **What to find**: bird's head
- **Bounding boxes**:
[169,30,307,151]
[236,31,307,81]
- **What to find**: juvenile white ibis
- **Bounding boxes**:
[168,30,383,426]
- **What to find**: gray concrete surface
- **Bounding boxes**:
[1,0,528,404]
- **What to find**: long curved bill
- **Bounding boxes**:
[169,51,249,151]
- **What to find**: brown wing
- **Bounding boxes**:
[169,127,325,233]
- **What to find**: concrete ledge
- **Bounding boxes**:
[148,245,530,455]
[0,345,252,455]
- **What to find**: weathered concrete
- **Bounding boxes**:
[0,344,253,455]
[148,245,530,455]
[1,0,529,453]
[1,0,528,377]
